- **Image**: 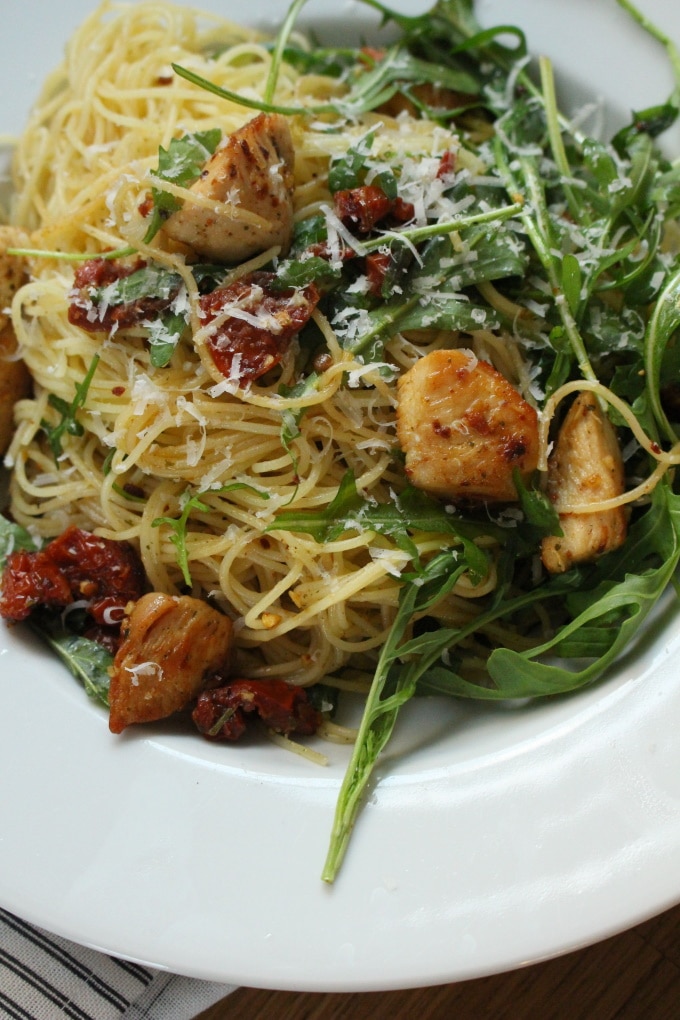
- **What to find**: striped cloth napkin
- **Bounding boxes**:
[0,909,236,1019]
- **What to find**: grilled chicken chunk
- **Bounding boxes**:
[396,348,539,502]
[541,391,627,573]
[0,225,30,330]
[108,592,233,733]
[163,112,295,263]
[0,327,32,455]
[0,227,32,455]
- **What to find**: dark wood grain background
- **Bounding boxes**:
[196,900,680,1019]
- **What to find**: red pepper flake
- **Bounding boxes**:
[138,194,154,218]
[437,150,457,178]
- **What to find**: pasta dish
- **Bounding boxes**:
[1,0,680,880]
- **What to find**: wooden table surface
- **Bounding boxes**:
[196,900,680,1020]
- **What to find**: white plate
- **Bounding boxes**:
[1,0,680,993]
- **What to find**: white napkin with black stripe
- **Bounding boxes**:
[0,909,235,1019]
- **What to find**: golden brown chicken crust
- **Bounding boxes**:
[108,592,233,733]
[396,348,539,503]
[541,391,627,573]
[0,327,32,456]
[163,112,295,262]
[0,227,32,455]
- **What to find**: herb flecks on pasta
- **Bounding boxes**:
[1,0,680,883]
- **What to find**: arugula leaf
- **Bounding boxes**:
[33,616,112,708]
[337,44,480,119]
[512,470,562,539]
[147,310,188,368]
[265,469,365,543]
[191,263,229,292]
[321,547,474,882]
[0,514,39,568]
[143,128,222,243]
[394,295,499,334]
[417,481,680,701]
[328,208,524,361]
[40,353,100,464]
[272,254,342,291]
[153,482,269,586]
[273,44,360,78]
[290,213,328,254]
[333,232,513,360]
[173,13,480,121]
[266,469,491,578]
[0,522,113,705]
[277,373,320,473]
[485,561,678,697]
[644,265,680,444]
[86,262,189,366]
[96,263,182,308]
[325,127,398,199]
[328,130,378,193]
[0,520,112,707]
[613,102,679,154]
[561,253,582,318]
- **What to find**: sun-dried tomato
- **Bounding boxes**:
[333,185,414,236]
[0,525,145,625]
[359,46,386,64]
[68,257,178,333]
[198,271,319,383]
[334,186,393,235]
[192,678,321,741]
[391,196,417,223]
[0,548,71,620]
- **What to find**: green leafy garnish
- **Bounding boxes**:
[40,354,100,464]
[512,470,563,539]
[147,311,189,368]
[272,255,342,291]
[321,547,475,882]
[267,469,490,574]
[152,482,269,586]
[93,262,182,308]
[0,515,39,568]
[9,0,680,891]
[143,128,222,243]
[173,40,480,121]
[35,616,112,708]
[277,373,321,482]
[328,130,380,193]
[0,519,112,705]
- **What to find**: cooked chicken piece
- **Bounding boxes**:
[0,227,32,455]
[0,225,30,330]
[108,592,233,733]
[396,348,539,502]
[541,391,627,574]
[163,112,295,263]
[0,327,32,455]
